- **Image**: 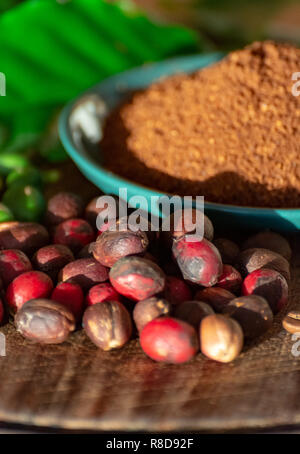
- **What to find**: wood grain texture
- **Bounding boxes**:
[0,162,299,432]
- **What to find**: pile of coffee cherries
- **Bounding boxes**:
[0,192,292,364]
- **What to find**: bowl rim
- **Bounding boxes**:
[59,53,300,215]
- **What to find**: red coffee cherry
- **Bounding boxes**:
[86,282,121,306]
[217,264,242,294]
[53,219,95,253]
[140,317,199,364]
[51,282,84,322]
[6,271,53,312]
[172,235,222,286]
[0,249,32,286]
[164,276,192,305]
[109,256,165,301]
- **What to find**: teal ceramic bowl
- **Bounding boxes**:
[59,54,300,232]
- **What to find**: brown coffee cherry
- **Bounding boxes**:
[174,300,214,329]
[236,248,290,282]
[83,301,132,350]
[213,238,240,265]
[223,295,273,339]
[15,299,75,344]
[45,192,84,226]
[242,231,291,262]
[133,297,172,332]
[32,244,74,280]
[200,314,243,363]
[195,287,235,312]
[0,222,49,256]
[93,229,149,267]
[60,258,108,291]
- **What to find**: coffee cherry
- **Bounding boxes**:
[0,222,49,256]
[133,297,172,332]
[51,282,84,322]
[213,238,240,265]
[236,248,290,282]
[0,249,32,286]
[172,235,222,286]
[109,256,165,301]
[93,229,148,267]
[86,282,121,306]
[164,276,192,305]
[242,268,288,313]
[83,301,132,350]
[217,264,242,294]
[60,258,108,291]
[53,218,95,254]
[6,271,53,312]
[200,314,243,363]
[195,287,235,312]
[140,317,199,364]
[174,300,214,329]
[242,231,291,262]
[15,299,75,344]
[45,192,84,226]
[223,295,273,339]
[32,244,74,280]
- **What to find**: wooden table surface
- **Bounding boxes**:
[0,162,299,433]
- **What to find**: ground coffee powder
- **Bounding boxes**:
[100,41,300,208]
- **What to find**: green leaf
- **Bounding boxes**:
[0,0,199,118]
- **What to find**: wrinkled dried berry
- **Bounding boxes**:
[53,218,95,253]
[0,249,32,286]
[242,231,291,261]
[109,256,165,301]
[140,316,199,364]
[15,299,75,344]
[32,244,74,280]
[172,235,222,286]
[200,314,243,363]
[83,301,132,350]
[0,222,49,256]
[195,287,235,312]
[51,282,84,322]
[217,264,242,294]
[6,271,53,312]
[45,192,84,226]
[236,248,290,282]
[60,258,108,291]
[213,238,240,265]
[133,297,172,332]
[164,276,192,305]
[174,300,214,329]
[242,268,288,313]
[282,310,300,334]
[86,282,121,306]
[223,295,273,339]
[93,229,148,267]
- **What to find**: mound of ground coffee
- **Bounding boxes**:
[100,41,300,208]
